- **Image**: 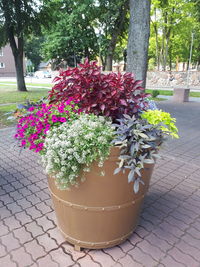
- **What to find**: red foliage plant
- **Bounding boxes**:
[48,59,149,121]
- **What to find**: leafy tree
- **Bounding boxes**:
[42,0,129,71]
[150,0,200,70]
[24,36,44,71]
[190,0,200,68]
[0,0,44,91]
[95,0,129,71]
[42,0,98,69]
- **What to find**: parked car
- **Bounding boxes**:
[34,71,52,79]
[25,72,34,77]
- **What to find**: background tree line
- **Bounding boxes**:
[0,0,199,92]
[37,0,200,72]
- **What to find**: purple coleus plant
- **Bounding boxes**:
[48,59,150,121]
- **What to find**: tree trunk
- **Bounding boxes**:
[155,30,160,71]
[126,0,151,88]
[151,9,160,70]
[105,46,113,71]
[164,37,169,70]
[9,36,27,92]
[100,55,106,71]
[169,44,172,71]
[14,52,27,92]
[104,0,129,71]
[176,56,179,71]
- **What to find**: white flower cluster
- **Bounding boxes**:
[41,114,115,190]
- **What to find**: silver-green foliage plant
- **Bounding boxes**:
[112,114,165,194]
[41,114,115,190]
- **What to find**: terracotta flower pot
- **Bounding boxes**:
[48,147,154,250]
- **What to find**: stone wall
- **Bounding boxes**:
[146,71,200,87]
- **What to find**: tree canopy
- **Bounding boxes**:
[1,0,199,92]
[41,0,129,70]
[149,0,200,70]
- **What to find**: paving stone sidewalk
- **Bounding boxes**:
[0,101,200,267]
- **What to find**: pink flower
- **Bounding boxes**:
[19,118,25,123]
[41,103,47,109]
[59,117,67,123]
[36,111,44,117]
[29,144,36,150]
[35,143,44,153]
[23,124,28,129]
[58,104,65,113]
[28,106,35,112]
[19,132,25,138]
[66,99,73,105]
[21,140,26,146]
[31,133,38,140]
[52,115,58,123]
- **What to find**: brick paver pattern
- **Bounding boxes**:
[0,101,200,267]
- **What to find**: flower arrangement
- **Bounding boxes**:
[15,59,178,193]
[41,114,114,189]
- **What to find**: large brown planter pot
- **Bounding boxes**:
[48,147,155,250]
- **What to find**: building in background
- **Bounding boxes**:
[0,44,25,77]
[0,44,16,77]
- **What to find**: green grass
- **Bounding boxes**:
[146,89,200,97]
[150,97,167,101]
[0,81,52,87]
[0,104,17,128]
[0,85,50,127]
[190,92,200,97]
[0,85,49,104]
[146,89,173,96]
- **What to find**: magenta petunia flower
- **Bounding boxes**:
[36,111,44,118]
[59,117,67,123]
[31,133,38,140]
[15,99,79,154]
[21,140,26,146]
[29,144,36,150]
[28,106,35,112]
[52,115,58,122]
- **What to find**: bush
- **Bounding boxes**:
[152,90,160,98]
